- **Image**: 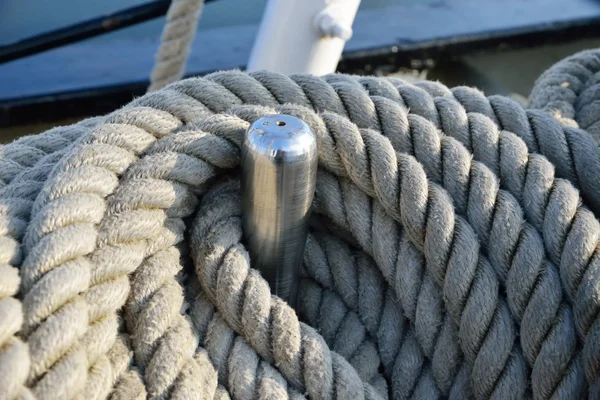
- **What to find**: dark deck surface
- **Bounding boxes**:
[2,0,600,126]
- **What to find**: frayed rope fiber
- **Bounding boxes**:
[1,49,600,400]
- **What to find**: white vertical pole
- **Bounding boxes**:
[246,0,361,75]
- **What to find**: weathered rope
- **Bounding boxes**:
[186,276,305,400]
[1,50,600,400]
[301,232,471,400]
[148,0,205,92]
[288,92,587,398]
[0,118,102,400]
[529,49,600,139]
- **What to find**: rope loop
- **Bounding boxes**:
[1,54,600,399]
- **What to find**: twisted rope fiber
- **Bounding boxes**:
[301,232,471,400]
[148,0,205,92]
[0,108,354,397]
[298,276,390,396]
[186,273,311,400]
[0,86,568,396]
[124,216,238,400]
[0,79,584,400]
[171,109,452,400]
[123,219,208,399]
[1,112,231,400]
[138,71,600,384]
[183,69,600,217]
[265,73,600,398]
[0,118,102,400]
[190,175,383,400]
[160,71,599,397]
[334,72,600,218]
[5,141,380,400]
[305,112,584,398]
[124,100,592,396]
[6,104,384,399]
[155,79,592,398]
[286,81,590,398]
[0,90,338,400]
[182,106,525,399]
[529,49,600,140]
[302,233,404,381]
[299,278,392,396]
[304,75,599,396]
[191,177,428,399]
[0,118,102,187]
[238,106,568,398]
[13,108,185,398]
[0,66,599,399]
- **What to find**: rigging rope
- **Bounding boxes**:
[148,0,205,92]
[1,50,600,400]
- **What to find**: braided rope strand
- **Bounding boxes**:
[0,119,100,400]
[191,180,383,400]
[11,103,381,399]
[155,75,599,374]
[186,277,307,400]
[173,73,596,397]
[303,233,472,399]
[184,109,527,398]
[18,108,181,397]
[1,65,599,399]
[148,0,205,92]
[529,49,600,133]
[326,93,585,398]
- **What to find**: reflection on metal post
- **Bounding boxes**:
[241,114,318,307]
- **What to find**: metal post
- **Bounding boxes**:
[240,114,318,307]
[246,0,361,75]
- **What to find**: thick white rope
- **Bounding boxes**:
[1,51,600,399]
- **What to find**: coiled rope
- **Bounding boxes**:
[1,49,600,400]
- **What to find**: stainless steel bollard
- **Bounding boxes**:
[241,114,318,307]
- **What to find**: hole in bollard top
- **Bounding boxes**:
[247,114,318,161]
